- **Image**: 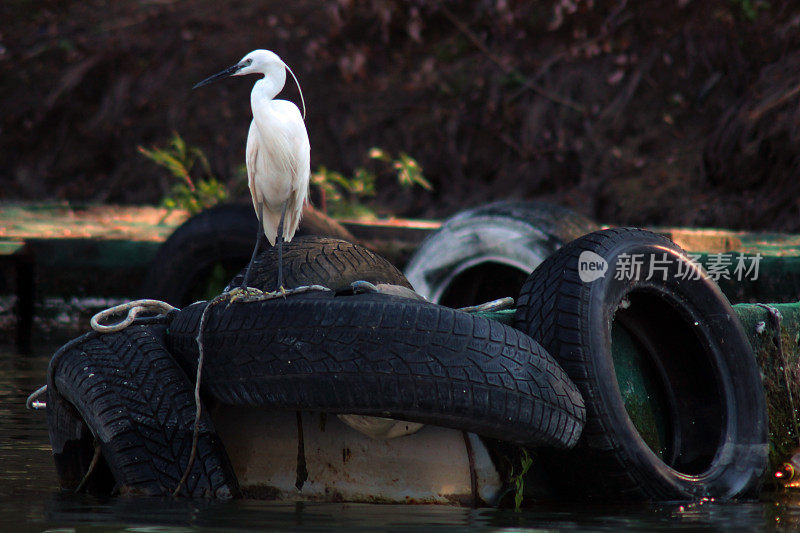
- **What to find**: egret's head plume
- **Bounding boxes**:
[194,49,306,119]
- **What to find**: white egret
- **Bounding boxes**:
[193,49,309,291]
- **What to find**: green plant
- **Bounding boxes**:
[312,148,432,218]
[512,448,533,511]
[311,166,377,218]
[369,148,433,191]
[139,132,229,214]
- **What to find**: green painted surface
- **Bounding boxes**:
[611,322,670,461]
[694,253,800,303]
[5,203,800,300]
[22,239,164,297]
[0,204,187,297]
[0,240,25,256]
[472,308,515,324]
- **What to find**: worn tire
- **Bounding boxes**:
[405,201,598,307]
[513,228,768,501]
[140,203,358,306]
[224,235,412,293]
[166,291,586,449]
[47,375,115,494]
[140,204,261,306]
[47,324,240,498]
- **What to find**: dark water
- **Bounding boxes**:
[4,343,800,532]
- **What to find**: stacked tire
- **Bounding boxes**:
[47,232,588,499]
[404,202,768,501]
[47,201,768,503]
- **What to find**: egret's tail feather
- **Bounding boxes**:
[261,209,281,247]
[260,206,302,245]
[282,203,302,244]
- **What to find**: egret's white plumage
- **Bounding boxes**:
[238,50,310,245]
[194,49,309,288]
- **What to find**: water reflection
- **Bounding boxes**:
[0,346,57,501]
[3,342,800,531]
[5,496,794,531]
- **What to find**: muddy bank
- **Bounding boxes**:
[2,1,799,229]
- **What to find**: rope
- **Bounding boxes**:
[172,284,331,496]
[26,300,177,412]
[75,442,102,493]
[459,297,515,313]
[90,299,177,333]
[26,384,48,410]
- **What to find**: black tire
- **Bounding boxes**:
[140,203,358,307]
[224,235,412,293]
[513,228,768,501]
[47,324,240,498]
[140,204,261,306]
[404,201,599,307]
[165,291,586,449]
[47,375,116,494]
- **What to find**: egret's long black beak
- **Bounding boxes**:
[193,62,243,89]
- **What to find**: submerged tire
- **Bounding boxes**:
[166,291,586,449]
[224,235,412,293]
[47,374,115,494]
[47,324,239,498]
[405,201,598,307]
[513,228,768,501]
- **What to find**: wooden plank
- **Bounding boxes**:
[664,227,800,257]
[659,227,800,302]
[0,204,188,298]
[0,203,188,242]
[6,203,800,301]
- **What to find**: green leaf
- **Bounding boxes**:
[312,147,430,218]
[512,448,533,511]
[140,131,228,214]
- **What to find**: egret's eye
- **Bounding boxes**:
[245,59,253,65]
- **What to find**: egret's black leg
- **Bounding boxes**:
[241,204,265,289]
[276,202,288,291]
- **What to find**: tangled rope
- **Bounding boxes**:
[90,299,177,333]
